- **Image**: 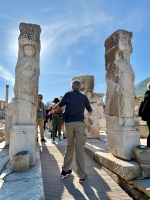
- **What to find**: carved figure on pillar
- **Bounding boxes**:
[13,23,41,125]
[105,30,140,160]
[9,23,41,166]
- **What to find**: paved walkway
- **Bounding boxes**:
[40,131,132,200]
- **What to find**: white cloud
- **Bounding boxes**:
[0,64,15,86]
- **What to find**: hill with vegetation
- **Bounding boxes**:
[135,77,150,97]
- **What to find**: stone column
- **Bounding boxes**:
[72,75,105,138]
[9,23,41,166]
[5,99,14,145]
[5,85,9,107]
[105,30,140,160]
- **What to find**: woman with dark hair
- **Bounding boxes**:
[139,82,150,147]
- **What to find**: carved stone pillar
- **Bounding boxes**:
[5,85,9,107]
[9,23,41,166]
[105,30,140,160]
[5,99,14,145]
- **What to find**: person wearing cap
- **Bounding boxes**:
[51,98,63,142]
[36,94,46,142]
[50,79,92,183]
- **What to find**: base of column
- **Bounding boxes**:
[106,127,140,160]
[9,125,36,166]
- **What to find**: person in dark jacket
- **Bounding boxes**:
[139,82,150,147]
[50,79,92,183]
[51,98,63,142]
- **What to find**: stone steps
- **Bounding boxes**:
[85,138,150,199]
[133,179,150,198]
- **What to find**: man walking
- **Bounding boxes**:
[50,80,92,183]
[36,94,46,142]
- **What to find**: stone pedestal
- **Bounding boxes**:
[107,127,140,160]
[9,125,36,166]
[105,30,140,160]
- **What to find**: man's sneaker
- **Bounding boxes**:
[41,138,46,142]
[61,169,72,178]
[79,174,87,183]
[57,138,61,141]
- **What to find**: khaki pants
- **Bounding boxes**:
[36,118,44,139]
[62,122,87,179]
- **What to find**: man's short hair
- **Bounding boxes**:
[71,79,81,89]
[38,94,43,98]
[147,82,150,90]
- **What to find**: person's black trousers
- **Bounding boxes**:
[146,120,150,148]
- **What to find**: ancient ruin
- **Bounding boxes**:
[105,30,140,160]
[72,75,105,138]
[9,23,41,166]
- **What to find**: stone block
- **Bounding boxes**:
[96,151,150,181]
[99,119,106,131]
[106,127,140,160]
[135,122,149,138]
[133,179,150,197]
[134,146,150,164]
[9,125,36,166]
[11,152,30,172]
[72,75,94,92]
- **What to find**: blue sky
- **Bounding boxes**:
[0,0,150,104]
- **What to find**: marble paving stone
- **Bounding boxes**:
[0,177,45,200]
[1,153,41,181]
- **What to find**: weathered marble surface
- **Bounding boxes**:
[5,99,14,145]
[105,30,140,160]
[11,153,30,172]
[9,23,41,166]
[84,139,150,181]
[0,144,44,200]
[72,75,94,92]
[135,122,149,138]
[9,125,36,166]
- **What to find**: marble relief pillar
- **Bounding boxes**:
[105,30,140,160]
[5,85,9,107]
[9,23,41,166]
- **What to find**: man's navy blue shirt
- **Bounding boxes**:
[58,90,92,123]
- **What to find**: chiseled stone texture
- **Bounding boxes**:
[9,23,41,166]
[105,30,140,160]
[9,125,36,166]
[0,178,44,200]
[11,153,30,172]
[0,149,9,172]
[106,126,140,160]
[72,75,94,92]
[0,148,44,200]
[133,179,150,197]
[5,99,14,145]
[135,122,149,138]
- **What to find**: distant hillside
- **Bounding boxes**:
[135,77,150,97]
